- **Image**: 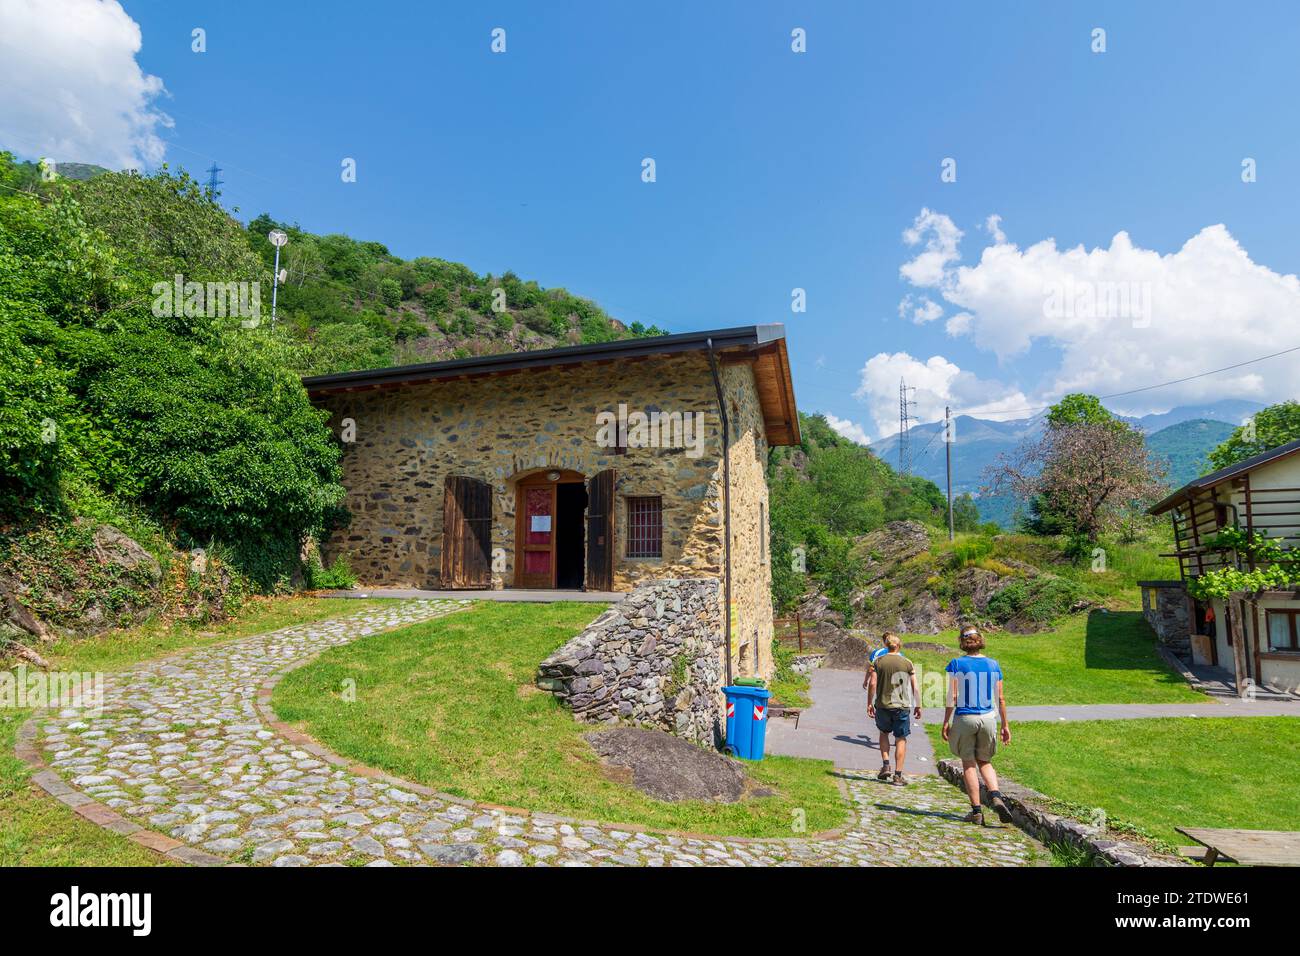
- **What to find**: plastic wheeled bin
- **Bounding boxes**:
[723,685,771,760]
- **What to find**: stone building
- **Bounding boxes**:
[302,325,800,681]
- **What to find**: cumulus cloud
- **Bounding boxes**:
[903,210,1300,416]
[853,351,1030,439]
[824,413,872,446]
[898,293,943,324]
[899,208,963,286]
[0,0,170,169]
[983,214,1006,243]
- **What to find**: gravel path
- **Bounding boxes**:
[19,601,1045,867]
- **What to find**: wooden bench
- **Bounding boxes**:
[1176,827,1300,867]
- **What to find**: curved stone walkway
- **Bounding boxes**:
[17,601,1046,867]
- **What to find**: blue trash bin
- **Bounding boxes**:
[723,685,772,760]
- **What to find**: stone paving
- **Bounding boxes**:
[20,601,1046,867]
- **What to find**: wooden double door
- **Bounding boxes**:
[514,469,615,591]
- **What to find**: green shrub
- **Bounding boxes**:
[0,160,346,590]
[305,553,356,590]
[987,576,1081,625]
[948,536,994,568]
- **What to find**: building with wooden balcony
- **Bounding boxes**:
[1148,437,1300,695]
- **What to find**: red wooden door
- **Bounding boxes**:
[517,483,556,588]
[586,469,615,591]
[441,475,493,588]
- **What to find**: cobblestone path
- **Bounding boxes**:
[22,601,1046,867]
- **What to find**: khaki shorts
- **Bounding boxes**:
[949,711,998,762]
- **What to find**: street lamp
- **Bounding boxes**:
[267,228,288,327]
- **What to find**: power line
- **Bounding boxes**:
[955,344,1300,419]
[796,341,1300,426]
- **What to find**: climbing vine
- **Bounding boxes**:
[1186,528,1300,600]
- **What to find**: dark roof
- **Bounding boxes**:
[301,324,802,446]
[1148,436,1300,515]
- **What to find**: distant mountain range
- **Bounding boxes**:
[868,399,1262,527]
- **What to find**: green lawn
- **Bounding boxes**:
[36,596,388,672]
[903,610,1204,705]
[0,596,384,866]
[931,717,1300,849]
[273,601,847,838]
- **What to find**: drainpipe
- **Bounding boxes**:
[707,338,734,689]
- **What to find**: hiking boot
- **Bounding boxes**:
[962,807,985,826]
[892,771,908,787]
[876,765,892,782]
[989,794,1012,823]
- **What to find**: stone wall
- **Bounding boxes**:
[317,352,723,590]
[1139,582,1191,655]
[936,759,1184,867]
[721,362,774,681]
[535,578,724,747]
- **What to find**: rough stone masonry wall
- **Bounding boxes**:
[535,578,724,747]
[316,353,725,589]
[722,362,774,681]
[1140,584,1191,655]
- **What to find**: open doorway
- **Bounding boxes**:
[555,483,587,589]
[515,470,589,590]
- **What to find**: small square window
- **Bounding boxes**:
[1266,609,1299,651]
[626,496,662,558]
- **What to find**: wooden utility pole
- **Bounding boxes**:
[945,406,955,540]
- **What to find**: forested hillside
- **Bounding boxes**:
[767,413,988,618]
[243,214,664,375]
[1146,418,1234,486]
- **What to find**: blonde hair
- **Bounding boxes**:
[959,626,985,652]
[883,632,901,651]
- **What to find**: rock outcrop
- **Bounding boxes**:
[1,519,248,664]
[585,727,772,802]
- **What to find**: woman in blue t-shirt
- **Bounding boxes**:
[941,626,1013,826]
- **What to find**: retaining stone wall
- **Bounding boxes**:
[1140,584,1191,655]
[536,579,724,747]
[936,759,1184,867]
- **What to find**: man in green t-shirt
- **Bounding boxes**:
[864,633,922,786]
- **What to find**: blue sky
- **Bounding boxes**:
[5,1,1300,441]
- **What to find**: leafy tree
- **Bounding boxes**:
[1207,401,1300,470]
[0,156,344,587]
[951,493,981,532]
[1045,392,1123,430]
[985,402,1166,552]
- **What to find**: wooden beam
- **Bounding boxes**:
[1229,595,1249,697]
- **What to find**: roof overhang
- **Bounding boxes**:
[302,324,801,446]
[1148,437,1300,515]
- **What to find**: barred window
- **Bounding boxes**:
[626,496,663,558]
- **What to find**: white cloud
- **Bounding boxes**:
[945,311,973,336]
[899,208,963,287]
[0,0,170,169]
[983,214,1006,243]
[898,293,943,324]
[903,210,1300,416]
[852,351,1030,439]
[825,413,871,446]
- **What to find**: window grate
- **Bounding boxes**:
[626,496,663,558]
